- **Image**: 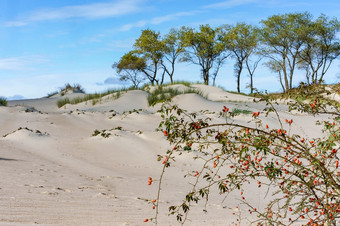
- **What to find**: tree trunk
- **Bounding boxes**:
[236,63,243,93]
[203,69,209,85]
[278,71,285,93]
[283,70,289,93]
[170,61,175,84]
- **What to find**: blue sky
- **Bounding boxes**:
[0,0,339,99]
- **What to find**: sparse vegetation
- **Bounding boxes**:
[59,83,85,96]
[57,89,125,108]
[3,127,49,138]
[57,98,71,108]
[0,97,7,106]
[152,91,340,225]
[92,129,111,138]
[92,127,125,138]
[147,86,206,106]
[165,80,204,87]
[230,108,252,116]
[258,83,340,108]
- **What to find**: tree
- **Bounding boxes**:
[113,51,146,88]
[181,24,228,85]
[261,12,312,92]
[161,27,187,84]
[223,23,260,93]
[298,14,340,85]
[134,29,165,85]
[264,60,286,92]
[245,54,262,94]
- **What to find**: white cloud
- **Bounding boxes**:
[4,0,145,27]
[204,0,258,9]
[107,39,135,50]
[119,10,200,31]
[0,55,48,71]
[4,21,28,27]
[150,11,200,24]
[119,20,148,31]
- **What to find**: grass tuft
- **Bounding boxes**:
[57,89,126,108]
[231,108,252,116]
[147,86,207,106]
[59,83,85,96]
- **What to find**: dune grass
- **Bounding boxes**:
[147,85,207,106]
[60,83,85,96]
[162,80,204,87]
[231,108,252,116]
[47,83,85,98]
[259,83,339,103]
[57,81,209,108]
[57,89,125,108]
[0,97,7,106]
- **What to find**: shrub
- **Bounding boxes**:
[91,129,111,138]
[0,97,8,106]
[147,92,340,225]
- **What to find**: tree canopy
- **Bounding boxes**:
[223,23,260,93]
[180,24,228,85]
[113,12,339,93]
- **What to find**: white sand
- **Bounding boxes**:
[0,85,336,225]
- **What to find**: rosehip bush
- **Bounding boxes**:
[147,93,340,225]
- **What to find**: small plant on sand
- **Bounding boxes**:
[231,108,252,116]
[57,98,70,108]
[146,92,340,225]
[56,89,125,108]
[0,97,7,106]
[59,83,85,96]
[92,129,111,138]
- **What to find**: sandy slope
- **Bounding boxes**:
[0,85,336,225]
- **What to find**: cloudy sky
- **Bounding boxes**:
[0,0,339,99]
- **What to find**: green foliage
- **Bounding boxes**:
[57,89,125,108]
[59,83,85,96]
[259,83,340,108]
[147,86,206,106]
[180,24,229,85]
[113,12,339,94]
[113,51,147,88]
[230,108,252,116]
[152,93,340,225]
[161,80,204,87]
[297,14,340,85]
[0,97,7,106]
[57,98,70,108]
[133,29,165,85]
[260,12,313,92]
[92,129,111,138]
[222,23,261,93]
[162,28,187,84]
[170,80,192,87]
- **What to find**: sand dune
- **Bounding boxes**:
[0,85,336,225]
